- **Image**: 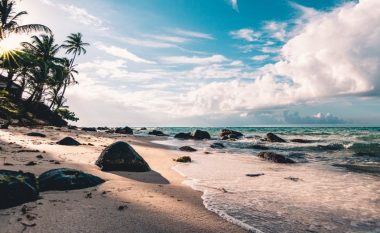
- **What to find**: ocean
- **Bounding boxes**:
[138,127,380,232]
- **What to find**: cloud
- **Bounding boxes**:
[230,28,260,42]
[264,21,287,41]
[229,0,239,12]
[160,55,228,65]
[95,43,155,64]
[251,55,270,61]
[283,111,346,124]
[173,29,214,40]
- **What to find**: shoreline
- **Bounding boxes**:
[0,126,246,233]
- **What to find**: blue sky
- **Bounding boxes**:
[17,0,380,126]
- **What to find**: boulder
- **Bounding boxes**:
[81,127,97,132]
[0,170,38,209]
[95,141,150,172]
[290,139,313,143]
[265,133,286,143]
[140,127,147,130]
[257,152,295,164]
[38,168,105,192]
[148,130,168,136]
[192,130,211,140]
[57,137,81,146]
[179,146,197,152]
[115,127,133,135]
[0,121,10,129]
[173,156,191,163]
[220,129,244,140]
[174,132,193,140]
[26,132,46,138]
[210,143,225,149]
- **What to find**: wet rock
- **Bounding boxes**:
[115,127,133,135]
[36,155,44,159]
[25,161,37,166]
[265,133,286,143]
[290,139,313,143]
[220,129,244,140]
[96,141,150,172]
[57,137,80,146]
[148,130,168,136]
[0,170,39,209]
[192,130,211,140]
[246,173,265,177]
[174,132,193,140]
[250,144,270,150]
[81,127,97,132]
[179,146,197,152]
[210,143,225,149]
[173,156,191,163]
[26,132,46,138]
[257,152,295,164]
[38,168,105,192]
[140,127,147,130]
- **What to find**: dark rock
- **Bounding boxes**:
[115,127,133,135]
[257,152,295,164]
[67,125,77,130]
[210,143,225,149]
[57,137,80,146]
[265,133,286,143]
[0,121,10,129]
[38,168,105,192]
[25,161,37,166]
[246,173,265,177]
[290,139,313,143]
[97,127,109,131]
[192,130,211,140]
[36,155,44,159]
[148,130,168,136]
[173,156,191,163]
[26,132,46,138]
[140,127,147,130]
[179,146,197,152]
[174,132,193,140]
[250,144,270,150]
[95,141,150,172]
[220,129,244,140]
[81,127,97,132]
[0,170,39,209]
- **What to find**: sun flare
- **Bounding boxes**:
[0,35,26,55]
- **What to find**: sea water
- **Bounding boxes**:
[144,127,380,233]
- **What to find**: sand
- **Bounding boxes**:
[0,127,246,233]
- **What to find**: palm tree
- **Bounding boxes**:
[0,0,51,39]
[62,33,89,65]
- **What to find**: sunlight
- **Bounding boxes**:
[0,35,26,55]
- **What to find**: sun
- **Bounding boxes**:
[0,34,26,55]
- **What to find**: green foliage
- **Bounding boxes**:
[56,108,79,122]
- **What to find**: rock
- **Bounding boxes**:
[250,145,270,150]
[257,152,295,164]
[81,127,97,132]
[192,130,211,140]
[38,168,105,192]
[246,173,265,177]
[57,137,80,146]
[26,132,46,138]
[0,170,39,209]
[173,156,191,163]
[36,155,43,159]
[97,127,109,131]
[265,133,286,143]
[0,121,10,129]
[179,146,197,152]
[220,129,244,140]
[174,132,193,140]
[285,176,301,182]
[95,141,150,172]
[115,127,133,135]
[210,143,225,149]
[290,139,313,143]
[148,130,168,136]
[140,127,147,130]
[67,125,77,130]
[25,161,37,166]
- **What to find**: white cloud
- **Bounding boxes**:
[173,29,214,40]
[264,21,287,41]
[148,35,188,43]
[160,55,228,65]
[251,55,270,61]
[95,43,155,64]
[230,29,260,42]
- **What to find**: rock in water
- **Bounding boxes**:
[174,132,193,140]
[220,129,244,140]
[96,141,150,172]
[179,146,197,152]
[115,127,133,135]
[290,139,313,143]
[81,127,97,132]
[0,170,38,209]
[257,152,295,164]
[265,133,286,143]
[26,132,46,138]
[148,130,168,136]
[38,168,105,192]
[210,143,225,149]
[192,130,211,140]
[57,137,81,146]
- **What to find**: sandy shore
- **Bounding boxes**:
[0,127,246,233]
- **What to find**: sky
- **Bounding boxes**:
[15,0,380,126]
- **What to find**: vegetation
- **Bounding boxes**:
[0,0,89,123]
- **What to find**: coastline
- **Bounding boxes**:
[0,127,245,233]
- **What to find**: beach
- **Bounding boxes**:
[0,127,245,233]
